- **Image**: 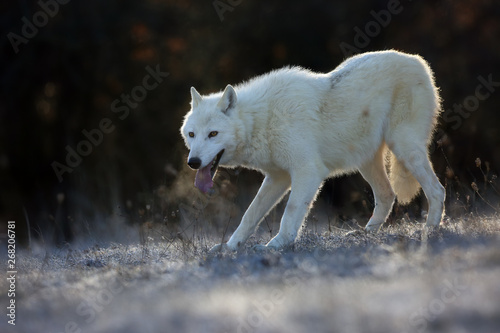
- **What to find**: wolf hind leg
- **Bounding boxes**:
[360,145,396,232]
[390,143,445,227]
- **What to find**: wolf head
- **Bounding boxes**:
[180,84,241,193]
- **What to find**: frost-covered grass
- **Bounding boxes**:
[2,216,500,333]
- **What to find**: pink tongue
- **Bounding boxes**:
[194,165,213,193]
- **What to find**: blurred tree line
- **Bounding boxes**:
[1,0,499,245]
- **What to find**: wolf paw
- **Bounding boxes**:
[345,229,366,237]
[252,239,294,253]
[266,235,296,250]
[364,222,383,233]
[423,224,443,237]
[208,243,233,256]
[251,244,272,253]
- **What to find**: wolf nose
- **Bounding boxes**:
[188,157,202,169]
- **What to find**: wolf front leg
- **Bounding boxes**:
[214,174,290,252]
[266,169,327,250]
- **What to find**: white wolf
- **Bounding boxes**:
[180,50,445,252]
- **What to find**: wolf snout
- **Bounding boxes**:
[187,157,202,169]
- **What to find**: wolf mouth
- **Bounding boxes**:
[194,149,225,193]
[210,149,225,178]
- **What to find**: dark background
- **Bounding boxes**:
[1,0,499,246]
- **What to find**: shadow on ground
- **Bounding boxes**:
[2,217,500,333]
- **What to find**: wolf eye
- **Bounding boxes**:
[188,132,194,138]
[208,131,218,138]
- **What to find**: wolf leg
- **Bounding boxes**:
[360,145,396,232]
[266,169,327,249]
[220,173,290,251]
[392,146,445,227]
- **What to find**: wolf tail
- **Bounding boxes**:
[387,152,421,205]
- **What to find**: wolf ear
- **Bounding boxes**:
[190,87,203,108]
[217,84,237,115]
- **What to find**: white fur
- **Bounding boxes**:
[181,50,445,251]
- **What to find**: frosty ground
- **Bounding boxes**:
[2,217,500,333]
